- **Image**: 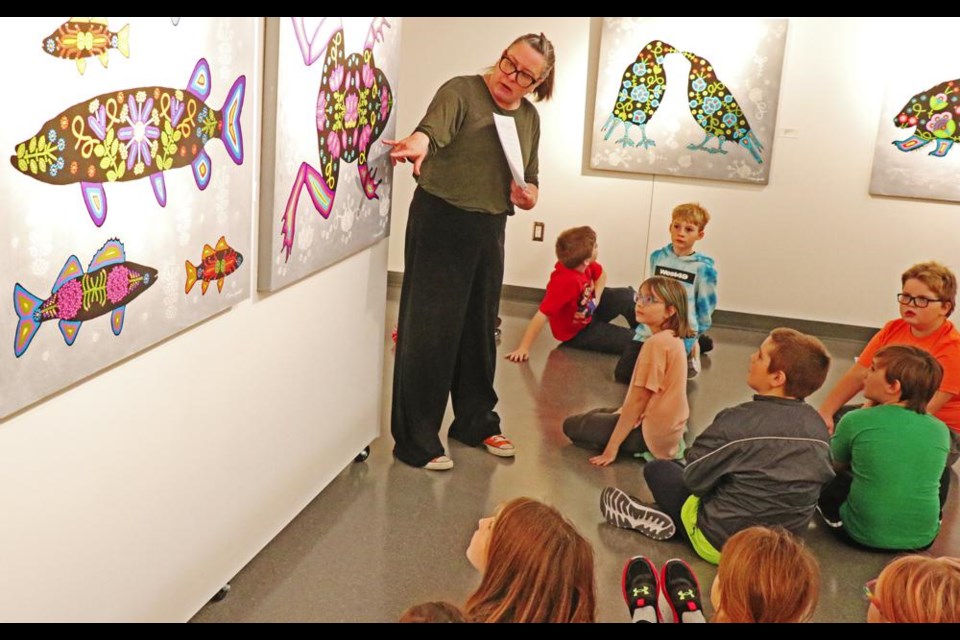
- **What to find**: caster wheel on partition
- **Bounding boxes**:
[210,584,231,603]
[355,447,370,463]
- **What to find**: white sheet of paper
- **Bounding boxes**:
[493,113,527,189]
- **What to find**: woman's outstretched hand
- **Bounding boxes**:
[384,132,430,177]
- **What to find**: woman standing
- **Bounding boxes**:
[387,34,556,470]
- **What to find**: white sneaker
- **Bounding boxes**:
[423,455,454,471]
[687,343,701,379]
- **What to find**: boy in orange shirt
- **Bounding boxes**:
[819,262,960,465]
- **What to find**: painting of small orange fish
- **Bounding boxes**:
[185,236,243,295]
[42,17,130,75]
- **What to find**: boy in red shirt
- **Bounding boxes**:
[506,226,637,362]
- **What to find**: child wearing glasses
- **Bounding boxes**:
[866,555,960,623]
[817,345,950,551]
[599,328,833,564]
[505,226,638,362]
[615,203,718,383]
[818,261,960,465]
[562,276,692,465]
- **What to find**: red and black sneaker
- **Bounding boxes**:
[622,556,661,623]
[661,558,703,623]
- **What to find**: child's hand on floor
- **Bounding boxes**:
[505,348,530,363]
[589,449,617,467]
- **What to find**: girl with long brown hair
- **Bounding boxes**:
[463,497,596,622]
[563,276,694,469]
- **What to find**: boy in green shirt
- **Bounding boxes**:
[818,345,950,551]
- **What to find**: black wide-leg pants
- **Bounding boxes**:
[391,188,507,467]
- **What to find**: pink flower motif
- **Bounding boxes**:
[344,93,359,127]
[105,265,130,304]
[316,91,327,130]
[328,65,344,92]
[362,63,375,88]
[326,130,341,159]
[380,86,390,122]
[358,125,371,152]
[927,112,953,133]
[56,279,83,320]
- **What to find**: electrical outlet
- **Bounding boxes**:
[532,221,544,242]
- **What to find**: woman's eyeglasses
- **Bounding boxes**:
[498,54,539,88]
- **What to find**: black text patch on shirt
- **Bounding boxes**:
[654,265,696,286]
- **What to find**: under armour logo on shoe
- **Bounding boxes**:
[632,586,651,596]
[677,589,696,600]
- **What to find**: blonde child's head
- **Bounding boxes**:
[901,261,956,317]
[766,328,831,400]
[638,277,694,339]
[672,202,710,231]
[869,555,960,623]
[712,526,820,623]
[872,345,943,413]
[555,226,597,269]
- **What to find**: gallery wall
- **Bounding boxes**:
[0,18,388,621]
[389,17,960,330]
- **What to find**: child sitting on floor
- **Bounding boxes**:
[506,226,637,362]
[563,276,692,464]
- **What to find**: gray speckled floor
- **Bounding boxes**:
[191,288,959,622]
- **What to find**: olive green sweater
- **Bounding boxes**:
[415,75,540,215]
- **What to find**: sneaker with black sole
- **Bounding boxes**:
[661,558,704,623]
[698,334,714,354]
[600,486,676,541]
[622,556,662,623]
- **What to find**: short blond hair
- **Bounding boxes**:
[672,203,710,231]
[902,261,957,316]
[875,555,960,623]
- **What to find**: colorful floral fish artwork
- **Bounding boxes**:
[42,17,130,75]
[891,78,960,158]
[10,58,245,228]
[279,17,394,262]
[185,236,243,295]
[12,239,158,357]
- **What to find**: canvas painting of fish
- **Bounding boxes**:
[185,236,243,295]
[42,17,130,75]
[11,58,245,227]
[1,17,258,419]
[12,239,157,357]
